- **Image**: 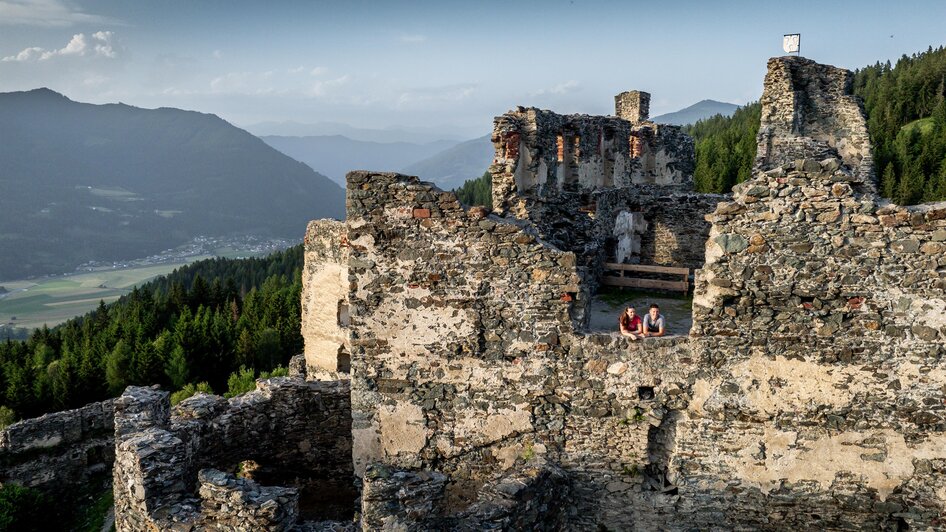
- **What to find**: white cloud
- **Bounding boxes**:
[209,70,278,95]
[287,65,306,74]
[530,80,580,97]
[212,49,222,59]
[309,74,349,97]
[0,0,117,27]
[396,84,475,107]
[309,67,326,76]
[81,73,107,86]
[1,30,118,62]
[400,34,427,43]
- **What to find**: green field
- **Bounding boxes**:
[0,260,218,330]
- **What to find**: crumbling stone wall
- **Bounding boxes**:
[346,171,581,482]
[113,378,353,531]
[0,398,114,498]
[343,56,946,531]
[594,186,728,270]
[360,462,571,530]
[302,219,351,375]
[485,93,712,296]
[756,55,874,184]
[615,90,650,124]
[673,56,946,530]
[489,104,695,218]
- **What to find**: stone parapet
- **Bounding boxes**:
[113,378,353,531]
[0,398,115,497]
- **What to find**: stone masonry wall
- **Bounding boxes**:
[360,462,571,530]
[671,56,946,530]
[343,56,946,531]
[0,398,114,498]
[343,170,714,527]
[302,219,351,375]
[489,106,695,218]
[594,186,729,270]
[346,171,581,488]
[615,90,650,124]
[756,55,874,185]
[113,378,352,531]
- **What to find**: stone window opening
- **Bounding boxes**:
[638,386,655,401]
[564,135,580,185]
[336,346,351,374]
[601,128,615,188]
[337,300,350,328]
[556,134,565,163]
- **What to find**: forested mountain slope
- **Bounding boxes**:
[0,246,304,423]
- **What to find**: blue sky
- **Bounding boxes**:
[1,0,945,137]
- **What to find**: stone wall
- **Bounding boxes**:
[615,90,650,124]
[113,378,353,531]
[668,56,946,530]
[756,55,874,185]
[360,462,571,530]
[489,104,695,218]
[594,186,728,270]
[343,171,717,527]
[302,219,351,375]
[346,171,581,481]
[341,55,946,530]
[0,398,114,497]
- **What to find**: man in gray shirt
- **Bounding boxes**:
[642,304,666,337]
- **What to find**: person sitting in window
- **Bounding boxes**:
[642,304,666,337]
[619,307,643,340]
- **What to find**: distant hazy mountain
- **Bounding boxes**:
[261,135,458,186]
[0,88,344,280]
[245,121,477,144]
[651,100,740,126]
[400,135,493,190]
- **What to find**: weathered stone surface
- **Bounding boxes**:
[490,97,696,218]
[0,398,115,499]
[302,220,351,376]
[113,379,353,531]
[715,233,749,253]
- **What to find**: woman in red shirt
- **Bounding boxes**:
[619,307,643,340]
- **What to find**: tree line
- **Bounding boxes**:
[453,171,492,209]
[0,246,304,424]
[853,45,946,204]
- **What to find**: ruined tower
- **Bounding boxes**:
[615,90,650,123]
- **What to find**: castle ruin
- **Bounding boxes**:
[8,55,942,531]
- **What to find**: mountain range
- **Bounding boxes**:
[244,120,476,144]
[651,99,740,125]
[400,135,494,190]
[0,88,344,280]
[260,135,458,186]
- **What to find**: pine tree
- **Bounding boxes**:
[105,340,132,395]
[165,345,189,389]
[882,163,898,199]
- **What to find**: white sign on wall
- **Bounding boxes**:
[783,34,801,54]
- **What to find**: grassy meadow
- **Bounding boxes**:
[0,261,217,330]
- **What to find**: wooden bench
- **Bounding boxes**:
[600,263,690,294]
